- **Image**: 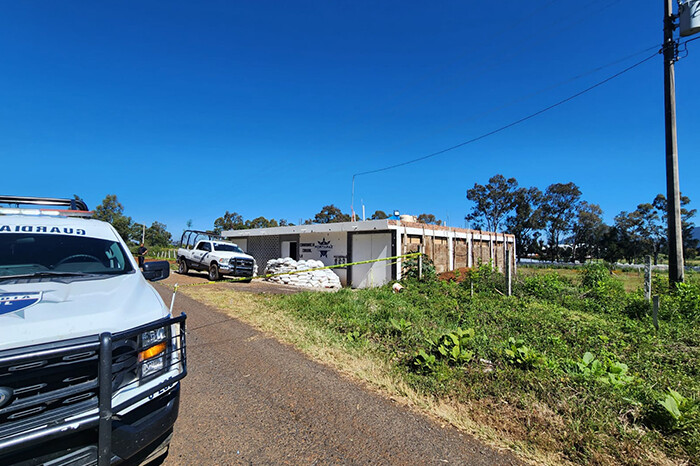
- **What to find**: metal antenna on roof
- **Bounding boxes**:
[351,175,356,222]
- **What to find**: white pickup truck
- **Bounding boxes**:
[0,196,187,466]
[177,230,257,281]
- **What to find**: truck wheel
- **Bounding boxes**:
[178,258,189,274]
[208,263,220,281]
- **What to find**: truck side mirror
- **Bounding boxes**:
[142,260,170,282]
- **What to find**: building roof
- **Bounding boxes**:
[222,219,391,237]
[222,219,515,239]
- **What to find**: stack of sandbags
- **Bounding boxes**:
[264,258,341,289]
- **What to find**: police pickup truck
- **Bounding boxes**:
[0,196,187,466]
[177,230,256,281]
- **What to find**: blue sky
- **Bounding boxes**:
[1,1,698,237]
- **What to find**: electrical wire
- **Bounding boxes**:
[338,0,615,131]
[353,43,661,165]
[352,51,659,179]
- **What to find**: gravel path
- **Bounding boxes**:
[156,285,520,465]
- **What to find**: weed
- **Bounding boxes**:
[389,317,412,335]
[428,327,475,366]
[517,272,574,301]
[503,337,546,369]
[412,349,437,373]
[658,388,699,433]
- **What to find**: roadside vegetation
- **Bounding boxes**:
[183,263,699,465]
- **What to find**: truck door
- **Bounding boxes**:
[193,241,211,267]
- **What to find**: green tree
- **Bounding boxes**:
[145,221,173,247]
[505,186,544,258]
[572,202,605,263]
[93,195,134,243]
[612,211,641,264]
[629,202,664,264]
[307,205,351,224]
[466,174,518,232]
[417,213,442,225]
[541,182,582,260]
[245,216,279,229]
[214,211,245,234]
[370,210,388,220]
[653,194,698,260]
[599,225,630,264]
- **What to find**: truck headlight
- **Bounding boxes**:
[138,326,170,380]
[141,327,167,346]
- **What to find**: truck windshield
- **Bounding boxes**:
[213,243,243,253]
[0,233,134,278]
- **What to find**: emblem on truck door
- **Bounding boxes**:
[0,387,13,408]
[0,292,42,318]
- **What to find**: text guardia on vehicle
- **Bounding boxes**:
[0,196,187,465]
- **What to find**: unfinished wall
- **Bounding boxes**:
[453,238,468,269]
[400,231,513,276]
[431,236,449,273]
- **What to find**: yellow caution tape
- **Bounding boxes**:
[169,252,422,288]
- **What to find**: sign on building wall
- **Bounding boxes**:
[299,232,348,285]
[298,232,347,264]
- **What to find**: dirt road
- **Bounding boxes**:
[156,285,519,465]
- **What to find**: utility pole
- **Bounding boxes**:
[663,0,684,284]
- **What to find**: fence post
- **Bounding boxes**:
[645,255,652,302]
[505,249,512,296]
[652,295,659,331]
[418,244,423,280]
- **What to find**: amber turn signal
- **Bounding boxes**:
[138,342,167,362]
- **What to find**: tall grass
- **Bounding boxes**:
[274,265,699,464]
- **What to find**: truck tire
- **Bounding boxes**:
[178,258,189,274]
[208,263,220,281]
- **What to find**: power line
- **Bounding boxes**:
[353,51,658,179]
[338,0,616,133]
[355,43,661,165]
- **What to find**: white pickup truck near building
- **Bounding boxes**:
[177,230,257,281]
[0,196,187,466]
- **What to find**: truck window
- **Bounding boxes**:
[0,233,135,278]
[196,242,211,252]
[213,243,243,253]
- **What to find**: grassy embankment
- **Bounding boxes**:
[182,264,699,465]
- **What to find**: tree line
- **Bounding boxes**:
[466,174,699,263]
[90,195,173,248]
[212,206,445,233]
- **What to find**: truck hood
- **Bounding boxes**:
[215,252,255,261]
[0,273,169,351]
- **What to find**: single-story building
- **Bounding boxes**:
[222,220,515,288]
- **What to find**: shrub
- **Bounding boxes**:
[580,263,626,312]
[461,261,505,295]
[674,282,700,321]
[517,272,575,301]
[623,293,651,319]
[403,255,436,281]
[580,263,610,289]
